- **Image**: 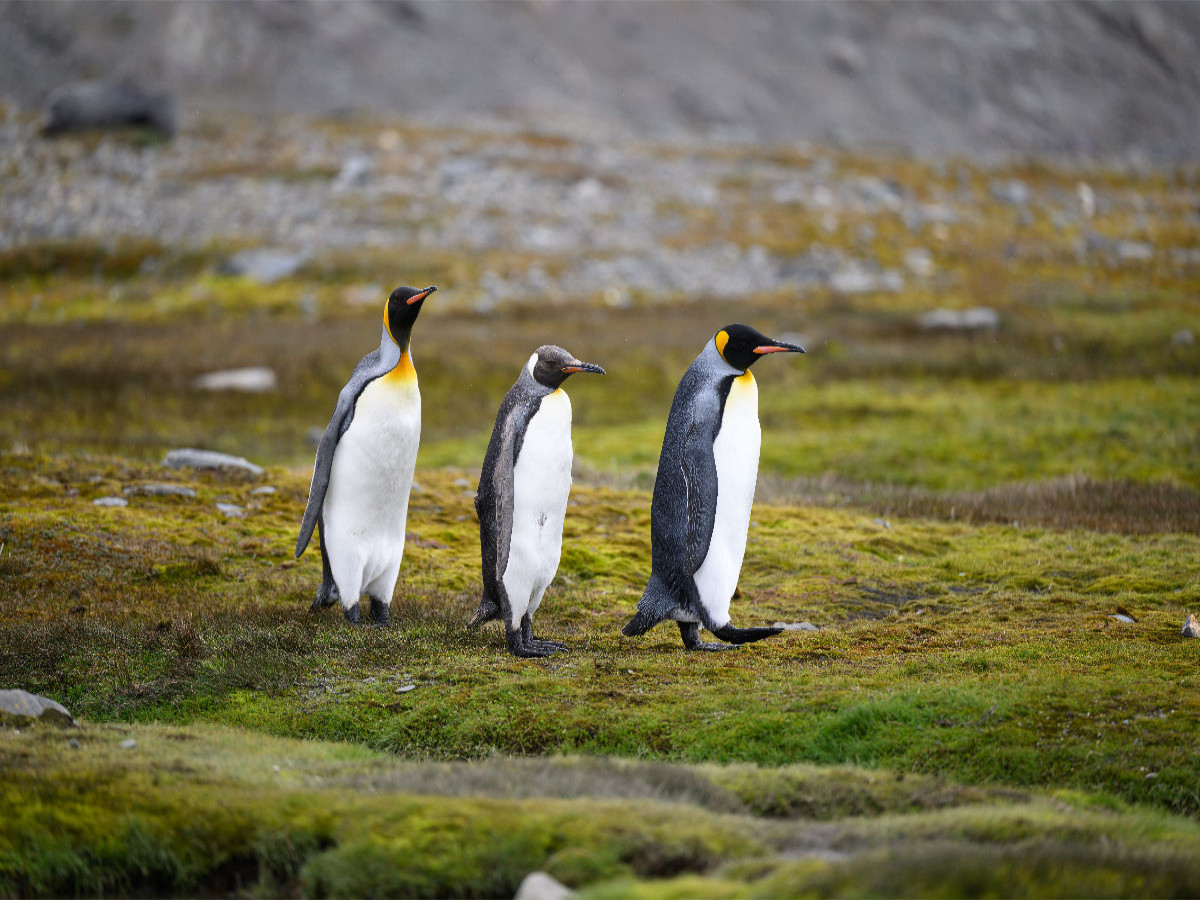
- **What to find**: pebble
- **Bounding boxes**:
[395,684,416,693]
[918,306,999,331]
[1109,614,1136,624]
[163,448,264,476]
[250,485,276,495]
[218,248,307,285]
[514,872,575,900]
[123,483,197,498]
[191,366,278,393]
[216,503,246,518]
[119,739,137,750]
[92,496,128,507]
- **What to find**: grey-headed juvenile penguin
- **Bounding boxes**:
[295,285,437,625]
[623,324,804,650]
[469,345,606,657]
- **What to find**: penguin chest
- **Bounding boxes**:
[693,372,760,624]
[504,390,573,592]
[325,367,421,544]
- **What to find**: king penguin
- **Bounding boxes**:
[468,345,606,657]
[622,324,805,650]
[295,285,436,625]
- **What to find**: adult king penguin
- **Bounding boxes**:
[468,345,606,657]
[295,285,436,625]
[623,324,805,650]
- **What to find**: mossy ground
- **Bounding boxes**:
[2,118,1199,896]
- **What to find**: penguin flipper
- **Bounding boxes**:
[711,623,783,645]
[295,346,394,558]
[467,593,501,628]
[679,412,719,579]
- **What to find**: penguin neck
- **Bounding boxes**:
[703,338,745,378]
[520,359,560,397]
[379,326,416,383]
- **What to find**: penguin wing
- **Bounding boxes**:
[679,395,721,578]
[485,394,541,587]
[295,349,391,558]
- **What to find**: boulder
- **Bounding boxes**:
[42,80,176,138]
[514,872,575,900]
[0,689,76,726]
[163,448,264,476]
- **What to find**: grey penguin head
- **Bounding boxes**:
[530,344,606,389]
[714,324,805,371]
[384,285,437,349]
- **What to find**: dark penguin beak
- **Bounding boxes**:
[753,339,805,355]
[408,286,437,305]
[562,360,607,376]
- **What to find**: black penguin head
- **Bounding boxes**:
[384,285,437,349]
[530,345,607,389]
[713,324,806,371]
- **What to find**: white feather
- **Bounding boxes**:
[321,370,420,608]
[503,389,572,624]
[692,372,760,628]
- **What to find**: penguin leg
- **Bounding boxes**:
[711,623,783,645]
[369,597,391,628]
[311,516,341,611]
[344,602,362,625]
[522,612,567,654]
[505,619,553,658]
[679,621,739,652]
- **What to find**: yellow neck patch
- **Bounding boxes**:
[714,329,730,360]
[383,351,417,385]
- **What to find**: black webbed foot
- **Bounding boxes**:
[343,602,362,625]
[506,628,554,658]
[519,614,565,655]
[369,597,391,627]
[711,623,783,645]
[679,621,739,651]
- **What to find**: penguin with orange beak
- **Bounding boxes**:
[623,324,805,650]
[296,285,436,625]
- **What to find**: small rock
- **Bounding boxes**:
[163,449,264,476]
[331,154,374,192]
[216,503,246,518]
[1182,614,1200,638]
[1116,241,1154,262]
[92,496,129,507]
[123,483,197,498]
[872,518,891,529]
[1109,614,1136,624]
[191,366,277,393]
[42,79,176,138]
[68,738,80,749]
[990,179,1030,206]
[1077,182,1096,219]
[395,684,416,693]
[514,871,575,900]
[219,248,307,285]
[903,247,934,278]
[1170,328,1194,347]
[120,739,137,750]
[250,486,276,495]
[0,690,76,726]
[918,306,999,331]
[774,622,819,632]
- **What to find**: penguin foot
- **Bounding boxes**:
[468,595,501,628]
[711,623,783,645]
[506,630,554,658]
[369,597,391,628]
[679,622,739,652]
[344,602,362,625]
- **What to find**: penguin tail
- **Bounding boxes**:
[622,573,678,637]
[468,594,501,628]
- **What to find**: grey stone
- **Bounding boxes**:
[774,622,819,632]
[123,483,197,498]
[1116,240,1154,262]
[0,689,75,726]
[219,248,307,285]
[216,503,246,518]
[1170,328,1194,347]
[1182,614,1200,638]
[990,179,1030,206]
[514,871,575,900]
[918,307,1000,331]
[42,80,176,138]
[191,366,277,393]
[250,486,276,495]
[1109,614,1136,624]
[331,154,374,192]
[120,739,137,750]
[92,496,128,507]
[164,449,264,476]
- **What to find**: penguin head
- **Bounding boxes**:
[529,345,607,389]
[384,285,437,349]
[713,324,806,371]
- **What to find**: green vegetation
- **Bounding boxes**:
[2,118,1199,896]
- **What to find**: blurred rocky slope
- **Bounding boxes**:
[1,0,1199,163]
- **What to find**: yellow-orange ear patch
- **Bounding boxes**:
[715,329,730,359]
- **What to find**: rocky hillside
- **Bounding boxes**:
[1,0,1199,163]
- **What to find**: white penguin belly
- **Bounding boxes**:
[323,372,421,597]
[693,372,760,628]
[503,390,572,621]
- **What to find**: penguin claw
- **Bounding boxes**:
[369,598,391,627]
[686,641,739,652]
[343,602,362,625]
